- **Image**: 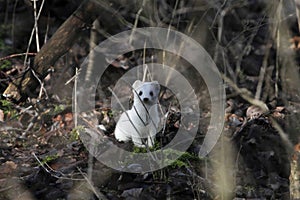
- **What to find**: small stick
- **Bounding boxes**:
[24,0,45,65]
[33,0,40,52]
[32,152,85,181]
[0,53,37,61]
[77,167,108,200]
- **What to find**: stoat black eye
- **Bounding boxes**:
[139,91,143,96]
[149,91,153,96]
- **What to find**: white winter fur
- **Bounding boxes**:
[114,80,160,147]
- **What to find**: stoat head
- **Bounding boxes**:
[132,80,160,105]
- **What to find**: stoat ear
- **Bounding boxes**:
[132,80,143,90]
[152,81,160,92]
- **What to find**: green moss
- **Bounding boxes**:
[41,154,59,165]
[132,147,199,168]
[0,60,12,70]
[53,104,65,115]
[133,146,148,153]
[168,151,199,168]
[170,159,186,168]
[107,110,114,118]
[0,99,12,109]
[0,99,17,119]
[132,142,159,153]
[70,126,85,141]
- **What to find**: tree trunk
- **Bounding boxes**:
[4,0,100,101]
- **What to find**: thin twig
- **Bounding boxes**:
[65,68,81,85]
[44,12,50,44]
[33,0,40,52]
[168,0,179,28]
[74,67,79,127]
[223,74,269,112]
[255,43,271,100]
[24,0,45,66]
[269,117,293,151]
[275,0,283,99]
[30,67,48,99]
[77,167,108,200]
[21,111,38,137]
[32,152,85,181]
[129,0,146,44]
[0,53,37,61]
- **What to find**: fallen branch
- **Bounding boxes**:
[3,0,100,101]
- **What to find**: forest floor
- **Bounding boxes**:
[0,0,300,200]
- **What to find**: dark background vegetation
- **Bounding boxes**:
[0,0,299,199]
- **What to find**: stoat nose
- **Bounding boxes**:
[143,98,149,102]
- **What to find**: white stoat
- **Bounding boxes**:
[114,80,160,147]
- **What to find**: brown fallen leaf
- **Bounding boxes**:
[289,36,300,50]
[64,112,73,127]
[271,106,286,119]
[0,109,4,122]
